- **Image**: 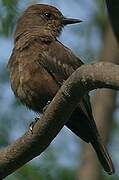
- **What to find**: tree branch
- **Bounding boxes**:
[0,62,119,178]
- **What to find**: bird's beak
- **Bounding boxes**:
[62,17,82,25]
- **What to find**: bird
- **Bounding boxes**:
[8,4,114,174]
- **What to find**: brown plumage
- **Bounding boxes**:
[8,4,115,174]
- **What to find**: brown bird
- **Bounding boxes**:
[8,4,114,174]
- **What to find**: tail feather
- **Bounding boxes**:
[91,137,115,175]
[66,107,115,175]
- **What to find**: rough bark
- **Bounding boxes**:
[77,24,119,180]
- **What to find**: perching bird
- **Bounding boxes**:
[8,4,114,174]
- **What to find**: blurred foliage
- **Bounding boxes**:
[0,0,19,37]
[93,0,108,33]
[0,0,119,179]
[0,61,9,82]
[6,164,75,180]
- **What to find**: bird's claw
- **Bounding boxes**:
[29,117,39,134]
[43,100,51,113]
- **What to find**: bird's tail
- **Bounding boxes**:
[66,107,115,174]
[90,136,115,175]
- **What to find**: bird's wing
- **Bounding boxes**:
[38,39,101,141]
[39,40,94,120]
[39,40,82,84]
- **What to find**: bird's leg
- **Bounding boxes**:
[43,100,51,113]
[29,100,51,133]
[29,116,40,134]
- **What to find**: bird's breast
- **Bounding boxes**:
[10,56,59,112]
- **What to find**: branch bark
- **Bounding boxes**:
[0,62,119,178]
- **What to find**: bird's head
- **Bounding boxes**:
[15,4,82,42]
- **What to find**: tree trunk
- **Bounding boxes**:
[77,24,119,180]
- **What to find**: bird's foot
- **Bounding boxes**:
[29,117,40,134]
[43,100,51,113]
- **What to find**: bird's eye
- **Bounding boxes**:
[44,13,52,20]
